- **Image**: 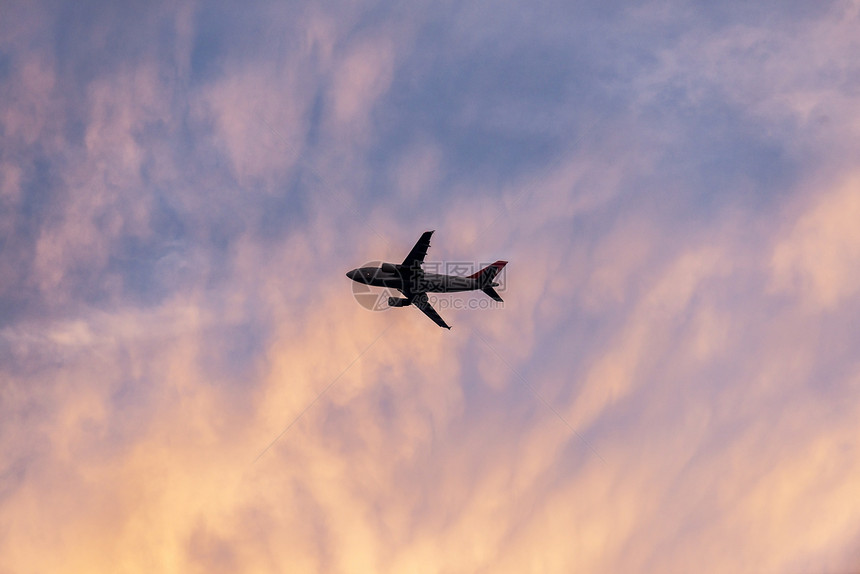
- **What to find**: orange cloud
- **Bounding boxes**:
[4,2,860,573]
[771,174,860,310]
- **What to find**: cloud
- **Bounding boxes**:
[330,36,395,129]
[3,0,860,573]
[771,174,860,310]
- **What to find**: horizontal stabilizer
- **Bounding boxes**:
[482,286,503,302]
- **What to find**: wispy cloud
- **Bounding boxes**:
[2,0,860,572]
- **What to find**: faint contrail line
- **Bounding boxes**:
[251,325,392,465]
[471,327,606,465]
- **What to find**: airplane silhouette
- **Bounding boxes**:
[346,231,507,329]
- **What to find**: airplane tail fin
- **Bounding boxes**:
[469,260,507,288]
[482,286,504,302]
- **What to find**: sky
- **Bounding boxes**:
[2,0,860,572]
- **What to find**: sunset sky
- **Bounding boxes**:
[2,0,860,572]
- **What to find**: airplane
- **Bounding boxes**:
[346,230,507,329]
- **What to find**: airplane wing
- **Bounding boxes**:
[412,292,451,330]
[401,230,434,268]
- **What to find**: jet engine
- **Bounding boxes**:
[381,262,400,274]
[388,297,411,307]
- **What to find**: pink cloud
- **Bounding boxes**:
[771,174,860,310]
[3,2,860,573]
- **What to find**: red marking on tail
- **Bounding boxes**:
[468,260,508,287]
[468,260,507,279]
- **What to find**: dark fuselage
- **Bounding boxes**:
[345,266,478,294]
